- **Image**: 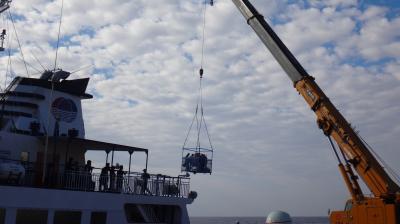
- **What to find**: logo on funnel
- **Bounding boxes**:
[51,97,78,123]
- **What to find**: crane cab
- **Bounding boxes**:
[329,198,399,224]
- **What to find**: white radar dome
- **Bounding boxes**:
[266,211,292,224]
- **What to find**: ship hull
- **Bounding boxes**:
[0,185,191,224]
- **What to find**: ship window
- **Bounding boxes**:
[16,209,48,224]
[124,204,145,223]
[0,208,5,224]
[54,211,81,224]
[90,212,107,224]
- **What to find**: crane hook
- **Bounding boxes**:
[199,68,204,79]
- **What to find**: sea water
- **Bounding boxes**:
[190,217,329,224]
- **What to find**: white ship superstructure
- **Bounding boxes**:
[0,72,195,224]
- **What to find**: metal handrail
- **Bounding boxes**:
[0,169,190,198]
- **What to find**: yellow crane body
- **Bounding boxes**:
[232,0,400,223]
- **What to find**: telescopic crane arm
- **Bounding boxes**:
[232,0,400,202]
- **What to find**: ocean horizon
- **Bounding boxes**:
[190,216,329,224]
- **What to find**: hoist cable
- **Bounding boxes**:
[195,0,207,150]
[200,0,207,69]
[182,0,214,154]
[8,10,29,77]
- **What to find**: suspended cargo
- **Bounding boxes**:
[181,69,214,175]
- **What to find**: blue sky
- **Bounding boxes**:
[364,0,400,7]
[2,0,400,217]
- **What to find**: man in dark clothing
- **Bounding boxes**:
[84,160,94,191]
[84,160,93,173]
[141,169,150,194]
[100,163,110,191]
[116,165,124,192]
[109,166,116,192]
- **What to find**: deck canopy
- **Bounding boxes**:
[39,136,148,154]
[37,136,149,176]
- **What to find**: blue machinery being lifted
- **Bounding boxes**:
[181,68,214,175]
[181,0,214,175]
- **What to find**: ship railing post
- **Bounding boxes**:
[128,149,133,187]
[111,148,114,167]
[105,149,110,164]
[145,151,148,171]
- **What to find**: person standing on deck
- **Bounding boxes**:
[141,169,150,194]
[100,163,110,191]
[116,165,124,192]
[109,165,116,192]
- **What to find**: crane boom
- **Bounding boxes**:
[232,0,400,223]
[232,0,307,83]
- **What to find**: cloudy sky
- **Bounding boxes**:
[2,0,400,217]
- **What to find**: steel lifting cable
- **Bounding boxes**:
[195,0,207,151]
[199,0,215,152]
[200,0,207,71]
[182,0,214,152]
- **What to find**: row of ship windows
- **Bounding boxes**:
[0,208,106,224]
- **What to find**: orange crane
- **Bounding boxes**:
[232,0,400,223]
